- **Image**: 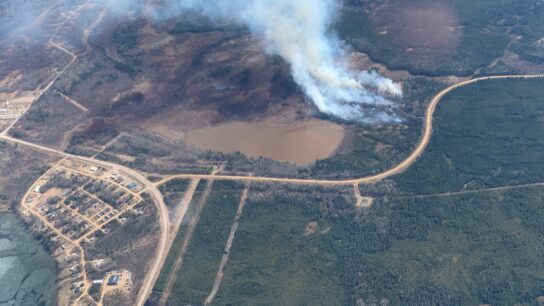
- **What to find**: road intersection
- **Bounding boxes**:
[1,58,543,305]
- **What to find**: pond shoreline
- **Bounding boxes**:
[0,212,58,306]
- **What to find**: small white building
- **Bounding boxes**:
[110,174,123,183]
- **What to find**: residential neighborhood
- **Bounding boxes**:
[20,157,146,305]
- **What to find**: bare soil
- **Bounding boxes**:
[304,221,318,236]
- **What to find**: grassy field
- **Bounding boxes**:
[166,181,244,305]
[8,91,87,149]
[0,141,58,208]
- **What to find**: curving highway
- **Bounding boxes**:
[154,73,544,187]
[0,134,168,306]
[2,73,543,305]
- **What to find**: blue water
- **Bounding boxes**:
[0,213,57,306]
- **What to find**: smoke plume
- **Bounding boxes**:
[159,0,402,121]
[1,0,403,121]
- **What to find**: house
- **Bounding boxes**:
[69,264,79,272]
[103,270,133,292]
[107,274,121,286]
[110,174,123,183]
[127,182,139,191]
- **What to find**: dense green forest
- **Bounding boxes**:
[308,77,444,179]
[153,180,206,293]
[211,185,544,305]
[355,190,544,305]
[205,78,544,305]
[213,189,349,306]
[396,78,544,195]
[167,181,243,305]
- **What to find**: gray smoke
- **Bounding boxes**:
[159,0,402,121]
[1,0,403,121]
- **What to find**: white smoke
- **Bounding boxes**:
[160,0,402,122]
[2,0,402,121]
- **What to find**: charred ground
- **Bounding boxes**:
[7,7,423,179]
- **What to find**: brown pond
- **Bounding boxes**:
[186,120,345,165]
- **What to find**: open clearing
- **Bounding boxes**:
[374,2,461,58]
[186,120,345,164]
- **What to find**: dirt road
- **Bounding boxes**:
[58,92,89,112]
[2,74,544,305]
[18,158,92,305]
[204,185,250,305]
[156,74,544,187]
[0,134,169,306]
[401,181,544,200]
[2,42,75,139]
[158,179,215,306]
[1,39,77,136]
[82,4,109,54]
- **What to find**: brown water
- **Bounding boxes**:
[187,120,345,164]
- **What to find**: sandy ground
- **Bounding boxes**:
[186,120,345,165]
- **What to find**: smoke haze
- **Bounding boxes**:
[159,0,402,121]
[1,0,403,121]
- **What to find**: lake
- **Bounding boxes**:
[0,213,57,306]
[187,120,345,165]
